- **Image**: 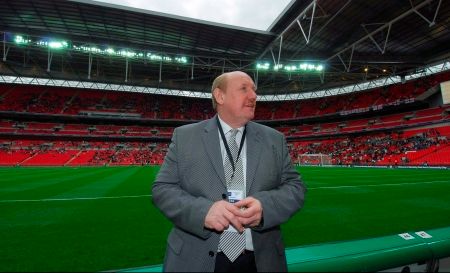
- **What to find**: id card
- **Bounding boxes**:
[228,190,244,204]
[225,190,244,233]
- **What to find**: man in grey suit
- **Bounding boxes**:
[152,71,306,272]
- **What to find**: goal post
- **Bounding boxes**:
[297,153,332,166]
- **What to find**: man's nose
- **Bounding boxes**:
[248,89,257,100]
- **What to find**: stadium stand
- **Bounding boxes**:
[0,70,449,167]
[1,70,447,119]
[289,126,449,166]
[0,138,168,166]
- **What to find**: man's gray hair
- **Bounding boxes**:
[211,73,228,110]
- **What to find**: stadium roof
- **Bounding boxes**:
[0,0,449,96]
[93,0,294,32]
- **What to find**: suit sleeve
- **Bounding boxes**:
[251,134,307,231]
[152,128,214,239]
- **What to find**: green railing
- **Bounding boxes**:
[119,226,450,272]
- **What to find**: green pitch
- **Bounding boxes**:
[0,166,449,271]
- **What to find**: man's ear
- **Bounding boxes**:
[213,88,224,105]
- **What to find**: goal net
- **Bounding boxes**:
[297,153,332,166]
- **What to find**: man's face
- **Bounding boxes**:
[219,72,257,126]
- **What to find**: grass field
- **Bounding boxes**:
[1,166,450,271]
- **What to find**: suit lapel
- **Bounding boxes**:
[245,122,262,194]
[201,116,227,188]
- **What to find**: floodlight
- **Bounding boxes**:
[175,56,188,63]
[14,35,30,45]
[88,47,101,53]
[285,65,297,71]
[149,54,162,61]
[48,41,68,49]
[119,50,136,58]
[256,63,270,70]
[274,64,283,70]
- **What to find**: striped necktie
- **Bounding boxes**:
[218,128,246,262]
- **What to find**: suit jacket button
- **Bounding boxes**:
[209,251,215,257]
[222,193,227,199]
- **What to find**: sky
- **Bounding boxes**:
[94,0,293,31]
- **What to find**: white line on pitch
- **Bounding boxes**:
[309,180,449,190]
[0,194,152,203]
[2,180,448,202]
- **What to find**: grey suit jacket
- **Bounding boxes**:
[152,116,306,272]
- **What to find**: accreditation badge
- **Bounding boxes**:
[227,190,244,204]
[224,190,244,233]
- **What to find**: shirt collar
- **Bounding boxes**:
[217,115,244,135]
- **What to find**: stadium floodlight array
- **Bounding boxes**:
[5,32,450,101]
[11,34,188,64]
[13,32,322,73]
[72,45,187,63]
[257,62,324,72]
[15,35,69,50]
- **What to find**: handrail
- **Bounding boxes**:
[117,226,450,272]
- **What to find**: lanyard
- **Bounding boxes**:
[216,116,246,176]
